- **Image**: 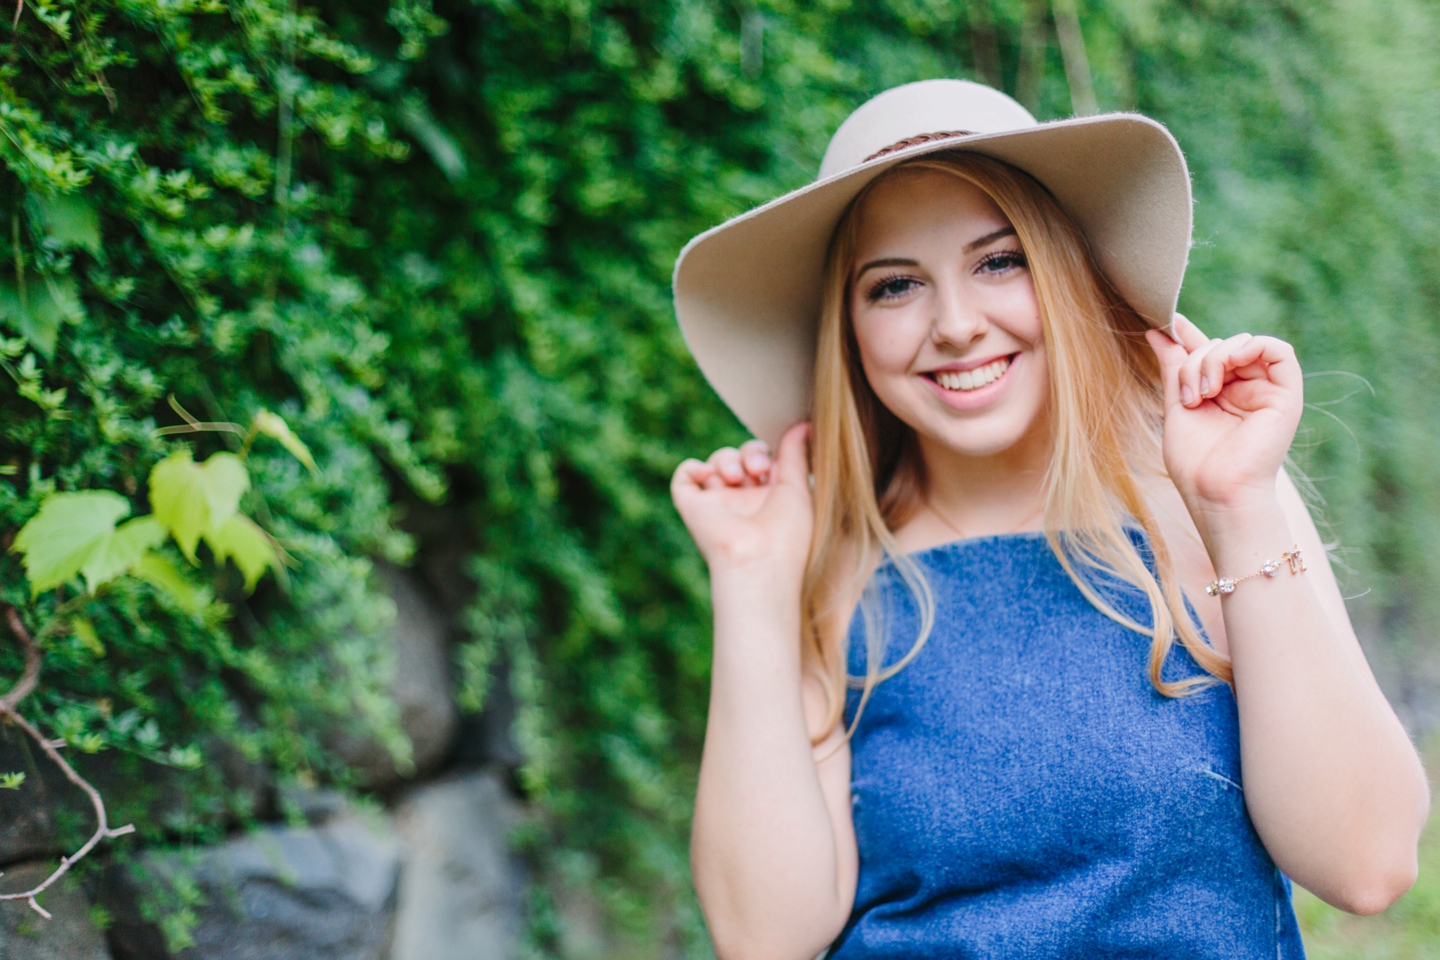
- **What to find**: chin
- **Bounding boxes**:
[929,425,1033,459]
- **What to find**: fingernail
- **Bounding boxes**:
[1181,385,1195,406]
[1199,376,1211,395]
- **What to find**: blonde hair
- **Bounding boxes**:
[801,152,1232,741]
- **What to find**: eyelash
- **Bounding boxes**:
[865,274,920,302]
[976,249,1027,274]
[863,249,1028,302]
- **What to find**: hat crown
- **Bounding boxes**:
[819,79,1037,180]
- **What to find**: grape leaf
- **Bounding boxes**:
[149,451,208,561]
[150,451,251,563]
[199,453,249,532]
[253,409,317,473]
[79,515,165,592]
[205,514,276,591]
[30,191,101,254]
[0,278,83,358]
[11,491,130,595]
[132,552,215,617]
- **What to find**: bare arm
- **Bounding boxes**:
[1150,318,1429,915]
[673,426,857,960]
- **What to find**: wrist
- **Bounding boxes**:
[708,556,806,601]
[1187,495,1290,565]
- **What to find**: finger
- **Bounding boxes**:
[1171,313,1211,352]
[709,446,746,486]
[1177,337,1222,407]
[739,439,773,482]
[1229,335,1303,394]
[1198,333,1253,399]
[772,422,813,489]
[671,458,715,495]
[1145,329,1186,410]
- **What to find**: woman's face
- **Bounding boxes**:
[849,168,1048,461]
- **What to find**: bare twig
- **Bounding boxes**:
[12,0,23,31]
[0,607,39,713]
[153,422,245,437]
[155,395,244,438]
[0,605,135,919]
[1052,0,1098,116]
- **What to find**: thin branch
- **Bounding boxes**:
[11,214,26,314]
[1015,0,1047,111]
[0,607,39,713]
[0,605,135,919]
[168,394,202,428]
[157,395,244,437]
[1052,0,1098,116]
[12,0,23,31]
[153,422,245,437]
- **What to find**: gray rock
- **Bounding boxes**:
[0,862,111,960]
[389,770,523,960]
[0,727,77,868]
[0,728,271,870]
[103,814,399,960]
[334,565,458,789]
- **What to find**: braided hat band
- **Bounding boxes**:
[673,79,1193,447]
[864,131,974,163]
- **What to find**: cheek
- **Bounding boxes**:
[992,281,1043,344]
[852,310,923,381]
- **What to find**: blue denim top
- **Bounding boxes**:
[831,532,1305,959]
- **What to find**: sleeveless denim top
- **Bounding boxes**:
[831,533,1305,959]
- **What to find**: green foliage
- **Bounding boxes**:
[0,0,428,862]
[12,490,132,594]
[363,0,1440,952]
[4,0,1439,954]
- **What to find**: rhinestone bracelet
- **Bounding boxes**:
[1206,546,1307,597]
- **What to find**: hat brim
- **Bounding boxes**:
[672,113,1192,447]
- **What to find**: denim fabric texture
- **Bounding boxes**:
[830,532,1306,959]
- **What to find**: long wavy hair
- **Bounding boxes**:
[801,151,1232,741]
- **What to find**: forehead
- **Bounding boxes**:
[853,167,1010,253]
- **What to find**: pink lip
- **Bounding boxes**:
[921,353,1020,411]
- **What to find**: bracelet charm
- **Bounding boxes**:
[1206,547,1306,597]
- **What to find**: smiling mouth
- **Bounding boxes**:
[927,355,1014,393]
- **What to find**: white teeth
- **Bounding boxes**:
[933,356,1010,392]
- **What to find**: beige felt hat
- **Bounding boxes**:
[672,78,1193,447]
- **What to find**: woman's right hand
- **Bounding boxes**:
[671,422,814,578]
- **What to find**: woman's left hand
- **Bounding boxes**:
[1146,314,1304,512]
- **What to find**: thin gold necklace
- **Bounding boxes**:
[926,499,1043,541]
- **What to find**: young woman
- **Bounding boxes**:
[670,80,1428,959]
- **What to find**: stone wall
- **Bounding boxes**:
[0,563,526,960]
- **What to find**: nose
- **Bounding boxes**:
[929,274,988,349]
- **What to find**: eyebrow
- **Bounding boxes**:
[854,226,1019,278]
[855,256,917,277]
[963,226,1017,252]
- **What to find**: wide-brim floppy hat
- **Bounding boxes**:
[672,79,1193,448]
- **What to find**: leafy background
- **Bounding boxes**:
[2,0,1438,956]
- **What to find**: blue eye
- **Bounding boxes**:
[976,250,1027,275]
[867,276,921,302]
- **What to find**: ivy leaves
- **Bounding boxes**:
[150,450,277,589]
[9,412,314,601]
[150,452,248,562]
[11,490,136,593]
